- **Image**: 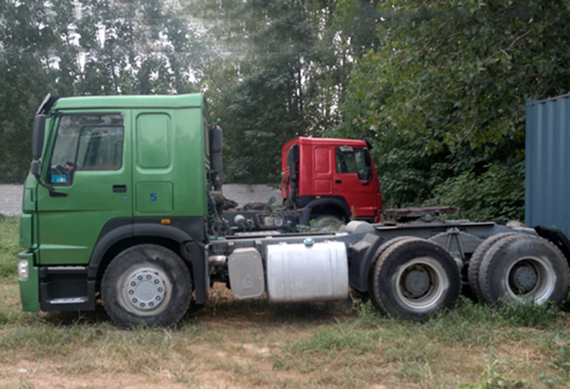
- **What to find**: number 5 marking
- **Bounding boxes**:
[150,193,157,202]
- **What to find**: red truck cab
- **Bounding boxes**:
[281,137,382,223]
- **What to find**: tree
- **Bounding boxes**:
[192,0,378,183]
[0,0,207,183]
[332,0,570,220]
[0,0,58,183]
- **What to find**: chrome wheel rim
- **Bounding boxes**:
[119,266,172,316]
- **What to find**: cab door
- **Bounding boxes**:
[333,146,377,217]
[36,111,132,265]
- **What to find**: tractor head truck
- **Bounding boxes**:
[17,93,570,328]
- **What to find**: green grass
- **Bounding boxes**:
[0,215,569,388]
[0,215,19,279]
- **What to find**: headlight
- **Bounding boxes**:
[18,260,29,280]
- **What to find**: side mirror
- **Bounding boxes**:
[364,150,371,167]
[32,114,46,160]
[30,160,41,176]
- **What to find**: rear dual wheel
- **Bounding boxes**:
[369,238,461,320]
[476,234,569,306]
[467,232,517,300]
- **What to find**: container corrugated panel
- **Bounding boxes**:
[526,93,570,234]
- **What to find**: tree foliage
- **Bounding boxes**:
[332,0,570,220]
[194,0,356,183]
[2,0,570,220]
[0,0,204,183]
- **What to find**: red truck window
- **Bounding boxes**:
[335,147,371,180]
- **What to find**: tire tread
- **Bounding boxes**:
[371,238,461,320]
[478,233,570,306]
[102,244,192,328]
[468,232,516,300]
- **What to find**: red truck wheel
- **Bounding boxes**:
[312,215,344,232]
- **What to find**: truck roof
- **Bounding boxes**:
[283,137,367,149]
[52,94,204,111]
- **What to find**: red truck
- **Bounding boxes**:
[282,137,381,223]
[224,137,382,232]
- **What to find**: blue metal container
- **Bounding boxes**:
[526,94,570,234]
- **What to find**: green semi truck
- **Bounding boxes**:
[18,93,570,328]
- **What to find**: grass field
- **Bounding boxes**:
[0,215,569,388]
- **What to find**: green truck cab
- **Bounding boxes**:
[19,94,213,325]
[18,93,570,328]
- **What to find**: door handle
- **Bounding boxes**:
[113,185,127,193]
[335,180,342,184]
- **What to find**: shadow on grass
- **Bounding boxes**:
[184,295,356,328]
[37,304,112,327]
[8,286,569,331]
[13,294,356,330]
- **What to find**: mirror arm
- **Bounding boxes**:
[30,161,68,197]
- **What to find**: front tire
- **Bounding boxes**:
[370,238,461,320]
[478,234,569,306]
[102,244,192,328]
[312,215,344,232]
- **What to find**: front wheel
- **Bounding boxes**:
[370,238,461,320]
[312,215,345,232]
[102,244,192,328]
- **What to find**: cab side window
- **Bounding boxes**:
[335,146,370,180]
[49,114,124,185]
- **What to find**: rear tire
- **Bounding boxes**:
[370,238,461,320]
[102,244,192,328]
[478,234,570,306]
[368,236,415,310]
[467,232,516,300]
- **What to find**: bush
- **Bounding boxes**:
[0,216,20,279]
[425,160,524,222]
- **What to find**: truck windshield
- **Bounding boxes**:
[335,147,370,180]
[49,114,124,184]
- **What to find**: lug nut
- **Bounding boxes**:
[132,298,138,303]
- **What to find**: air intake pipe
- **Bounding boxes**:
[209,125,223,191]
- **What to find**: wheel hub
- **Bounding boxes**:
[126,270,167,310]
[402,267,431,297]
[510,262,538,294]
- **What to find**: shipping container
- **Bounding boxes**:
[526,94,570,235]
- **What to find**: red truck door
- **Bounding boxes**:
[332,145,378,218]
[312,145,334,195]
